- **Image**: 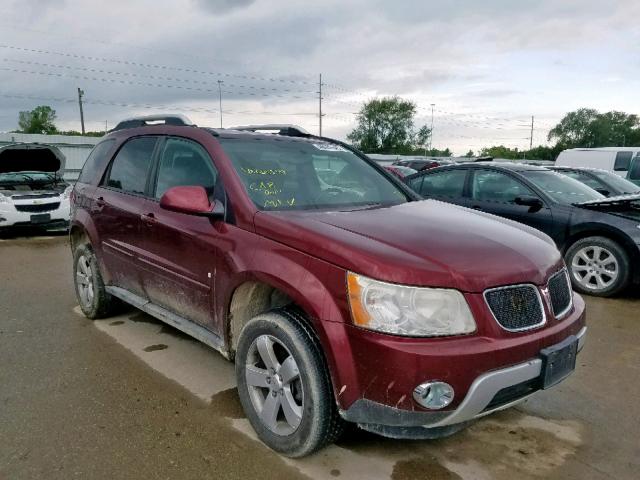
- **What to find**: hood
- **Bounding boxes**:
[0,143,66,175]
[254,200,563,293]
[575,193,640,208]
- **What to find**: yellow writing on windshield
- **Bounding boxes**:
[241,167,287,176]
[264,198,296,208]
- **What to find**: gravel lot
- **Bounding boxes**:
[1,233,638,480]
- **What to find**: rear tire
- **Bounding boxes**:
[565,236,630,297]
[73,243,120,318]
[235,308,345,457]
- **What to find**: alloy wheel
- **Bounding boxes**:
[571,245,619,291]
[245,334,304,436]
[76,254,94,308]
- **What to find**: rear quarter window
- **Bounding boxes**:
[77,139,115,185]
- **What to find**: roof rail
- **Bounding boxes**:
[229,124,310,137]
[112,114,194,132]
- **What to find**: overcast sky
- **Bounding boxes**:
[1,0,638,154]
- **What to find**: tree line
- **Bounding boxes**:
[346,98,640,160]
[13,103,640,160]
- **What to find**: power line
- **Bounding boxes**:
[0,92,316,116]
[0,65,314,101]
[3,58,317,95]
[0,44,317,87]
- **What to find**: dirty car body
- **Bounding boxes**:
[70,117,586,455]
[0,143,72,230]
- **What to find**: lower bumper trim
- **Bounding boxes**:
[339,326,588,431]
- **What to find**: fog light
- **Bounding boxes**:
[413,381,454,409]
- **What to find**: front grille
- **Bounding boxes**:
[485,285,545,331]
[11,193,59,200]
[483,378,540,412]
[548,270,572,318]
[14,202,60,213]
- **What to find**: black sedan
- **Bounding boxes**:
[406,162,640,296]
[549,166,640,197]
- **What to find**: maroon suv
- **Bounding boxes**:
[70,115,586,457]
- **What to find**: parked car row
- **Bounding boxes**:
[69,116,586,457]
[405,163,640,297]
[556,147,640,186]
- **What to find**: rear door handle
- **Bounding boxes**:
[140,212,156,225]
[471,205,482,210]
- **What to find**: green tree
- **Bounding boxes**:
[347,97,431,154]
[18,105,58,134]
[548,108,640,148]
[464,150,475,157]
[480,145,519,159]
[424,147,452,157]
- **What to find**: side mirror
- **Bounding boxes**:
[514,195,543,212]
[159,186,224,218]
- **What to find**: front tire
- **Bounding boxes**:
[235,308,345,457]
[73,243,120,318]
[565,236,630,297]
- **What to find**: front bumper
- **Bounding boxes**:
[0,198,70,229]
[340,326,587,437]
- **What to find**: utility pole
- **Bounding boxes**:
[217,80,223,128]
[318,73,324,136]
[77,87,85,135]
[429,104,435,152]
[529,115,534,150]
[105,120,108,134]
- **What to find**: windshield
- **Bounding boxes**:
[590,170,640,194]
[218,136,409,211]
[520,170,604,204]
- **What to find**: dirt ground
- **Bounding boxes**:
[1,233,638,479]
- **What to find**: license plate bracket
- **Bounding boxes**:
[540,335,578,389]
[30,213,51,224]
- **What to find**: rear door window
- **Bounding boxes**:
[419,169,467,198]
[471,170,534,203]
[154,137,218,199]
[614,151,633,171]
[105,137,157,195]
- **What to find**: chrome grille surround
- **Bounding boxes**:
[484,284,546,332]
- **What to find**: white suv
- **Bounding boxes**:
[0,143,72,230]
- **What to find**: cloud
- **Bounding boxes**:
[0,0,639,153]
[192,0,256,14]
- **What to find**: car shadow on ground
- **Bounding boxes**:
[0,227,68,240]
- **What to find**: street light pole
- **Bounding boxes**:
[318,73,323,137]
[217,80,223,128]
[429,103,435,152]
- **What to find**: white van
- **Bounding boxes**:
[555,147,640,177]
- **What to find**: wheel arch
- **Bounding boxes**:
[223,271,356,407]
[562,224,640,283]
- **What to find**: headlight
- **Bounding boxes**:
[61,185,73,199]
[0,193,8,204]
[347,272,476,337]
